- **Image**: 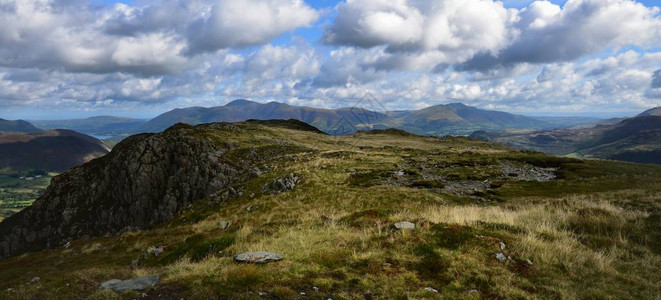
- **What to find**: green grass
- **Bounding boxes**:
[1,124,660,299]
[0,170,55,219]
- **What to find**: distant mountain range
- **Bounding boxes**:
[472,108,661,164]
[31,116,147,137]
[138,99,591,135]
[0,125,110,172]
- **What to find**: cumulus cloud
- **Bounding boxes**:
[652,69,661,88]
[461,0,661,71]
[323,0,661,73]
[324,0,515,67]
[186,0,318,55]
[0,0,318,75]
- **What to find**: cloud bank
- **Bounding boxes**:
[0,0,660,117]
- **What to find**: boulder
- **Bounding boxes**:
[219,220,232,230]
[496,253,506,262]
[99,275,159,293]
[147,246,164,257]
[234,252,283,264]
[394,221,415,230]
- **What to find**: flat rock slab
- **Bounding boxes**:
[394,221,415,229]
[234,252,283,264]
[99,275,159,292]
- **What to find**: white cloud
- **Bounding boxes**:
[324,0,515,68]
[185,0,319,55]
[0,0,318,75]
[462,0,661,70]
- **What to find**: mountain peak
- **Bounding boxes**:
[225,99,259,107]
[638,107,661,117]
[0,118,41,133]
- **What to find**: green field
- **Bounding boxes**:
[0,169,55,220]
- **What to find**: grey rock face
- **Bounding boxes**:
[99,275,159,292]
[234,252,283,264]
[263,173,300,194]
[0,125,244,258]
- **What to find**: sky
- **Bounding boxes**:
[0,0,660,120]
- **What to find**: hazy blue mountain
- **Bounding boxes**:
[138,99,389,134]
[139,100,555,136]
[31,116,147,136]
[0,119,41,133]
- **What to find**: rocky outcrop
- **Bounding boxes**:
[0,123,245,258]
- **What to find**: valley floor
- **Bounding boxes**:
[1,125,660,299]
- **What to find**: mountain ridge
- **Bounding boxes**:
[138,99,557,135]
[472,115,661,164]
[0,118,41,133]
[0,129,110,172]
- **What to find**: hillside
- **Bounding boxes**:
[31,116,147,136]
[0,119,40,133]
[138,100,562,135]
[397,103,547,135]
[471,115,661,164]
[0,130,110,172]
[1,120,660,299]
[638,106,661,117]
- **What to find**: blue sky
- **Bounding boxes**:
[1,0,660,120]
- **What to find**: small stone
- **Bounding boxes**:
[499,242,506,250]
[312,287,319,292]
[496,253,506,262]
[219,220,232,230]
[147,246,164,257]
[98,275,159,292]
[246,205,259,212]
[394,221,415,230]
[29,277,40,284]
[466,289,479,294]
[321,165,327,169]
[234,252,284,264]
[258,292,266,296]
[526,259,533,265]
[424,287,439,293]
[382,263,393,267]
[300,292,306,295]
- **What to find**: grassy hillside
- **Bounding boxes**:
[473,116,661,164]
[1,122,660,299]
